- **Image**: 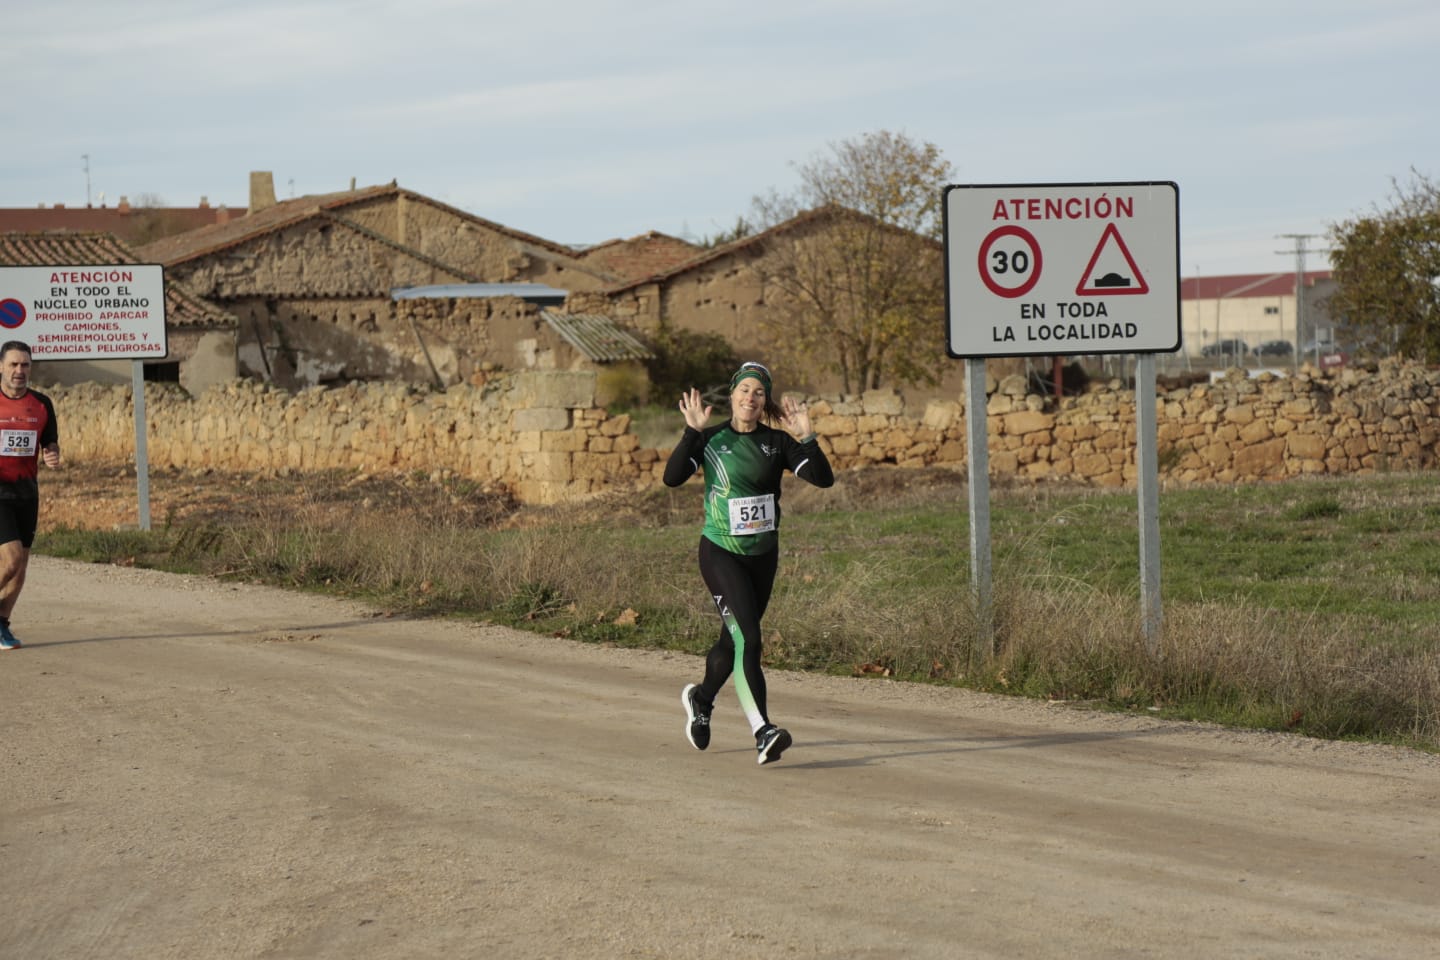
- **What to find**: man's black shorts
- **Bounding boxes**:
[0,499,40,549]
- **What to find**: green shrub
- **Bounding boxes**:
[645,328,740,401]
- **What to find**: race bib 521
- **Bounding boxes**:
[727,494,776,535]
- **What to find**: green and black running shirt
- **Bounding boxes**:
[663,422,835,555]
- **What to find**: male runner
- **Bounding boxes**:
[0,341,61,650]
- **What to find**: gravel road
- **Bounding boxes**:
[3,556,1437,959]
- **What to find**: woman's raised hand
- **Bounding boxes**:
[781,395,812,438]
[679,388,712,431]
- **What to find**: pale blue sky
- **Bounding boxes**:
[6,0,1436,276]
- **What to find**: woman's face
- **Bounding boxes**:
[730,377,767,429]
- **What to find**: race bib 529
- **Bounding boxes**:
[0,429,37,457]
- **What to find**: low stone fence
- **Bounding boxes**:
[47,361,1440,504]
[814,362,1440,485]
[53,372,653,505]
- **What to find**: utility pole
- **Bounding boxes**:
[1276,233,1327,369]
[81,154,91,207]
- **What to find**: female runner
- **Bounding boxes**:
[663,362,834,765]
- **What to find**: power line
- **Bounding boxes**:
[1276,233,1331,368]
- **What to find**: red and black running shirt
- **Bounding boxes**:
[0,389,59,499]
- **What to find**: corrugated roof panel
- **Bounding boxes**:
[391,283,568,302]
[542,311,653,363]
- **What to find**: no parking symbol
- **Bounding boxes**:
[0,298,25,330]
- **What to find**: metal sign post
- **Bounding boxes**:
[1136,353,1162,649]
[943,182,1180,654]
[131,360,152,530]
[965,357,993,654]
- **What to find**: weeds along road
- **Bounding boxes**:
[3,556,1438,960]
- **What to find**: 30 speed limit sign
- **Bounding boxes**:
[977,225,1043,299]
[943,181,1180,358]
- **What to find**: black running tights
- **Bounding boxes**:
[695,536,779,734]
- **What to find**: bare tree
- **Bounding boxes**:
[128,192,191,247]
[750,131,953,393]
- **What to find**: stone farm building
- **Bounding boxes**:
[134,175,663,394]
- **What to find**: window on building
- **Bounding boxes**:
[144,361,180,383]
[1264,306,1279,315]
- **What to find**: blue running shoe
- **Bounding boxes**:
[0,623,21,650]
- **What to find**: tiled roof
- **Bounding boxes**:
[136,183,612,285]
[135,183,398,264]
[541,311,653,363]
[0,232,236,329]
[576,231,701,281]
[603,205,940,294]
[1182,271,1332,300]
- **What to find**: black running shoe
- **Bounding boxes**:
[681,683,711,751]
[755,724,792,765]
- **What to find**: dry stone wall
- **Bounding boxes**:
[54,373,652,505]
[811,361,1440,484]
[49,362,1440,505]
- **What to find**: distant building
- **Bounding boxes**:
[0,197,244,247]
[1182,271,1336,356]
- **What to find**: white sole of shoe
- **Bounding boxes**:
[681,684,709,751]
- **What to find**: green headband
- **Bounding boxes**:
[730,362,772,394]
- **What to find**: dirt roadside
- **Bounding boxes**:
[2,554,1438,960]
[33,462,524,534]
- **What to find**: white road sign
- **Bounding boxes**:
[944,181,1180,358]
[0,264,168,361]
